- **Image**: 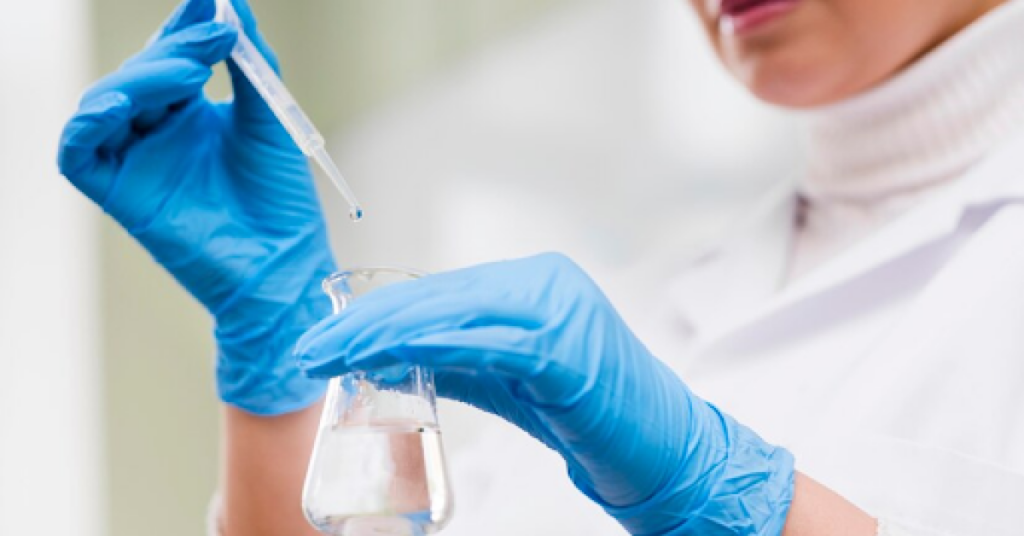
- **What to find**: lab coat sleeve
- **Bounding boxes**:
[877,519,928,536]
[206,492,222,536]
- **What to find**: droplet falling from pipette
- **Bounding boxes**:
[310,146,364,223]
[214,0,365,224]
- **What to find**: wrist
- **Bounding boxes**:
[598,402,795,536]
[781,473,875,536]
[220,403,324,535]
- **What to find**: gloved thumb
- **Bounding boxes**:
[126,22,239,69]
[151,0,218,43]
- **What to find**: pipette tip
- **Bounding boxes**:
[349,206,365,222]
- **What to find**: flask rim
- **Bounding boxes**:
[322,265,428,294]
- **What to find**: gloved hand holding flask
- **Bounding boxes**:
[296,253,796,535]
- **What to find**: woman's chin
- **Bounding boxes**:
[732,56,869,109]
[748,77,844,109]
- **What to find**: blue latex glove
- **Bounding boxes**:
[57,0,334,416]
[296,253,795,535]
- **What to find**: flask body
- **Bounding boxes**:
[302,268,454,536]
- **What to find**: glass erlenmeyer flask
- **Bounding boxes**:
[302,267,454,536]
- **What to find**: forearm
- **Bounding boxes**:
[219,403,324,536]
[782,472,877,536]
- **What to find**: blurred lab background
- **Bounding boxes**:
[0,0,802,534]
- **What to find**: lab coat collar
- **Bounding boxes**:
[667,182,796,338]
[671,130,1024,348]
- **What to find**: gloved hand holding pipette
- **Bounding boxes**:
[57,0,334,416]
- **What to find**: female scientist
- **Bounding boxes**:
[58,0,1024,534]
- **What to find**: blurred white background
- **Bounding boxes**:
[0,0,802,534]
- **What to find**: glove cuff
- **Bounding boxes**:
[214,228,337,416]
[593,404,795,536]
[676,410,795,535]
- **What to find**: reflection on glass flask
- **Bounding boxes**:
[303,267,454,536]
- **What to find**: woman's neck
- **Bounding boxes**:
[799,0,1024,202]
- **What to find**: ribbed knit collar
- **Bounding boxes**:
[801,0,1024,201]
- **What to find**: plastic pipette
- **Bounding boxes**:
[214,0,364,221]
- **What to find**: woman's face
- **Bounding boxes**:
[689,0,1007,108]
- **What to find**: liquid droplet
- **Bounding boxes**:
[349,206,364,222]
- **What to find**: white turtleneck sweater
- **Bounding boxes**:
[790,0,1024,281]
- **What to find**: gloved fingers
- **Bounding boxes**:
[60,57,216,200]
[293,278,433,352]
[433,369,567,452]
[58,92,132,198]
[298,321,545,380]
[126,23,237,132]
[87,23,234,105]
[307,265,546,348]
[125,21,238,70]
[153,0,217,42]
[294,304,462,378]
[301,323,587,420]
[399,326,599,412]
[403,328,591,412]
[84,56,218,132]
[399,328,550,379]
[296,291,544,378]
[97,54,218,120]
[293,275,472,351]
[224,0,285,125]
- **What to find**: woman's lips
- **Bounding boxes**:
[717,0,800,35]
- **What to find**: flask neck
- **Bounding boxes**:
[324,283,350,314]
[322,267,427,315]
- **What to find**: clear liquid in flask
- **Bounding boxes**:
[304,423,453,536]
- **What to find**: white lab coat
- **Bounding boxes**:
[442,131,1024,535]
